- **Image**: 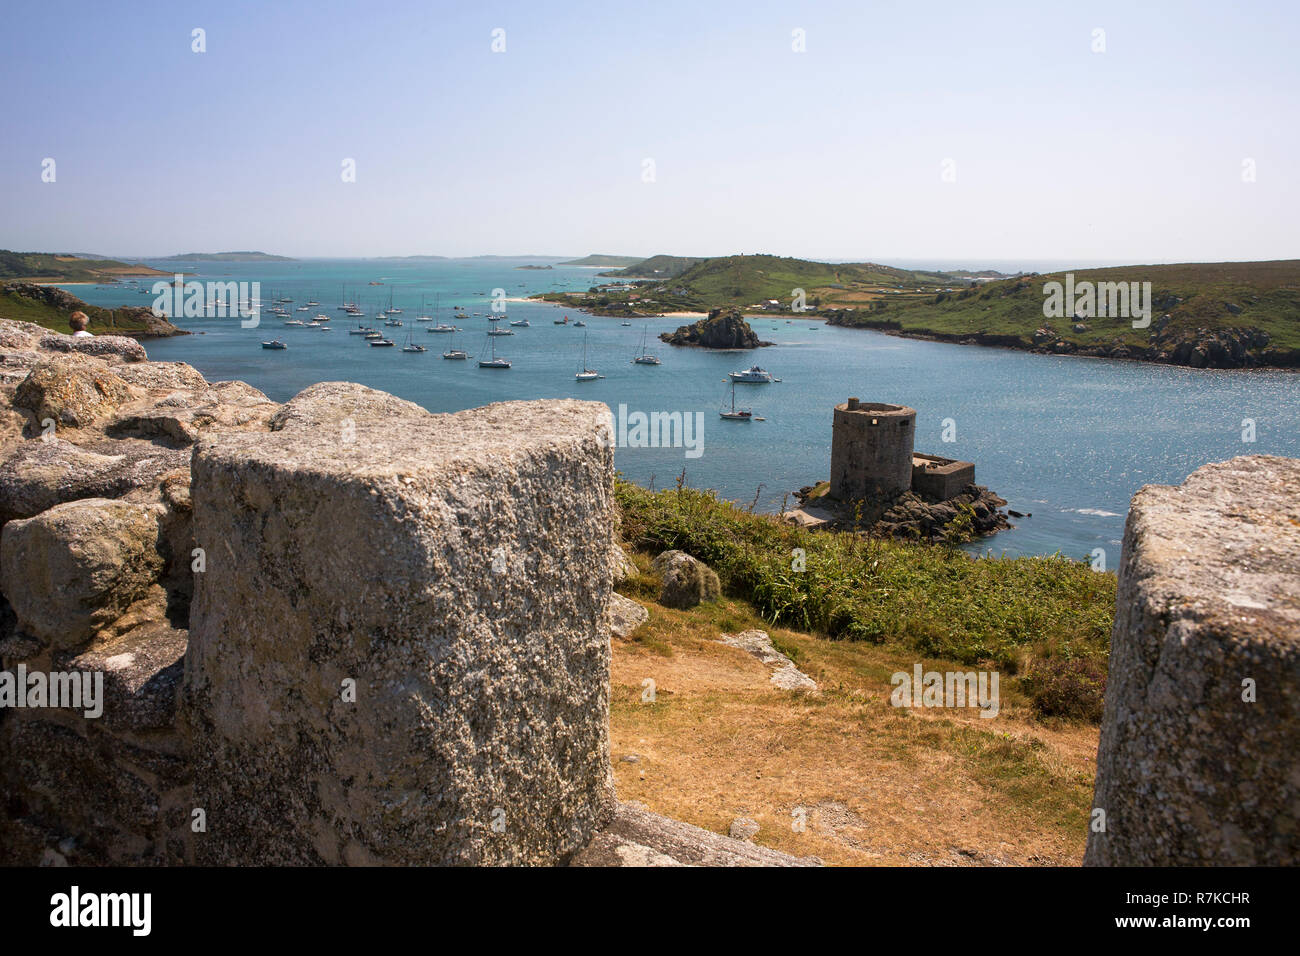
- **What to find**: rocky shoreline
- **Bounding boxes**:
[792,482,1012,542]
[822,311,1299,370]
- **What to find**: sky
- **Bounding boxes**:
[1,0,1297,265]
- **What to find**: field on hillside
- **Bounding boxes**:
[0,250,168,282]
[537,253,963,315]
[839,259,1300,358]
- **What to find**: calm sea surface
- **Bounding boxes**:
[65,258,1300,562]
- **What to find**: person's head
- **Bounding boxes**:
[69,311,88,333]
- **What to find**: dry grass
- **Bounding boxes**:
[609,566,1099,866]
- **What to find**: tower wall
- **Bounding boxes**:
[830,399,916,499]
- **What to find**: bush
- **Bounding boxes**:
[1022,655,1108,722]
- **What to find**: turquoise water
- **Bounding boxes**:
[66,258,1300,562]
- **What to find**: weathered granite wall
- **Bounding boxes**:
[1086,455,1300,866]
[184,383,617,864]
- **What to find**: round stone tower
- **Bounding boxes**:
[830,398,916,500]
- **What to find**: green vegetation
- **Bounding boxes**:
[0,250,168,282]
[616,478,1115,719]
[602,254,704,279]
[557,254,644,267]
[832,260,1300,365]
[534,253,961,315]
[0,283,179,337]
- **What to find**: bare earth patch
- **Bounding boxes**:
[609,584,1098,866]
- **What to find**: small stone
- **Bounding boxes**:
[729,817,760,841]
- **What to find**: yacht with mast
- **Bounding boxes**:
[442,330,468,360]
[632,325,661,365]
[478,328,511,368]
[720,381,753,421]
[575,333,599,381]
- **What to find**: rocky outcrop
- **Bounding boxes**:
[609,592,649,638]
[659,308,772,349]
[792,484,1010,542]
[13,354,132,429]
[718,629,817,692]
[1,497,167,647]
[0,437,189,526]
[1086,456,1300,866]
[570,803,819,866]
[652,549,722,609]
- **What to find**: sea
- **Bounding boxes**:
[63,257,1300,563]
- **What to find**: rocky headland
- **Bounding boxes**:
[2,282,185,340]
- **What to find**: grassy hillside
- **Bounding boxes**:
[536,253,961,315]
[0,250,168,282]
[604,254,704,279]
[831,260,1300,367]
[0,282,182,338]
[617,479,1114,722]
[558,254,644,267]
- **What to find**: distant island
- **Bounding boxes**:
[0,250,170,282]
[558,254,644,268]
[158,251,295,262]
[600,254,703,279]
[517,264,554,270]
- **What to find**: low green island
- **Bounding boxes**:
[535,253,1300,369]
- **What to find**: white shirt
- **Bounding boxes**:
[72,330,93,338]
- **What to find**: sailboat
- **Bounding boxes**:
[402,333,427,353]
[385,291,402,315]
[720,381,753,421]
[632,325,661,365]
[442,330,468,360]
[478,327,511,368]
[416,295,433,321]
[575,333,599,381]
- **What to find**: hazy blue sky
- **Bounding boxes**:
[2,0,1296,265]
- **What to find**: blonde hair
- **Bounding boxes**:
[69,311,88,331]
